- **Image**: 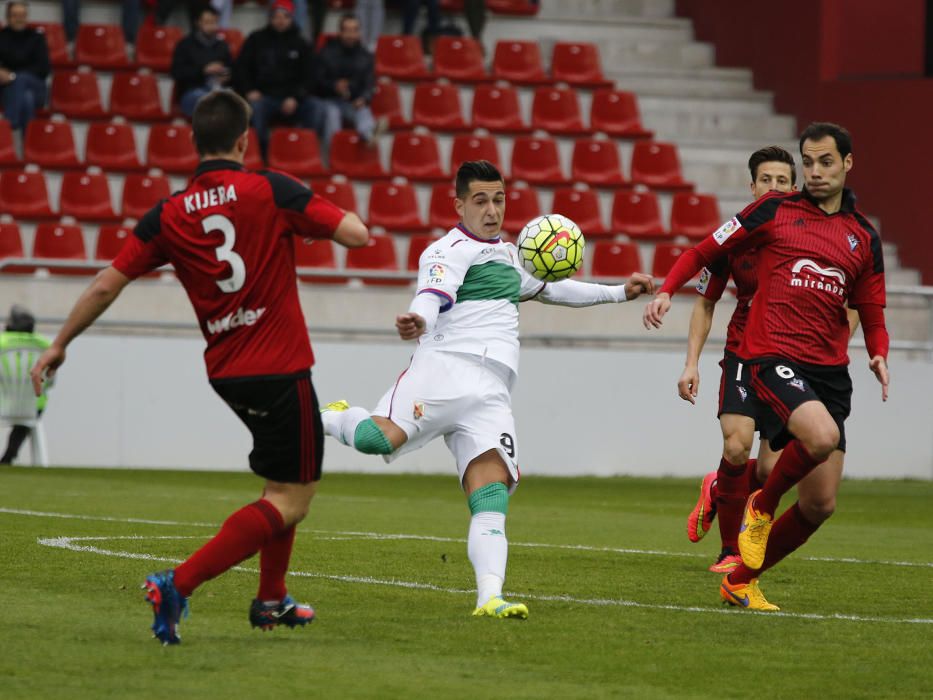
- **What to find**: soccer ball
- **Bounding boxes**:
[516,214,585,282]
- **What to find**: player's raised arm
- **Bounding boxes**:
[526,272,654,307]
[31,266,131,395]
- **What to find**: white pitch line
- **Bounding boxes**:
[36,534,933,626]
[5,506,932,569]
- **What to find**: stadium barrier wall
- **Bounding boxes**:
[35,334,933,479]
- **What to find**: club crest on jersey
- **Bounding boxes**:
[788,378,806,392]
[696,267,711,293]
[427,263,446,285]
[737,386,748,402]
[413,402,425,420]
[713,217,740,245]
[847,233,859,251]
[789,259,846,297]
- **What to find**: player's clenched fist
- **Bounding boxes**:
[396,312,426,340]
[643,292,672,329]
[623,272,655,300]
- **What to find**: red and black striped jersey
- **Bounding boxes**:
[666,188,885,366]
[112,159,345,379]
[695,246,759,355]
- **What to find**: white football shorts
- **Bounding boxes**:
[373,350,520,489]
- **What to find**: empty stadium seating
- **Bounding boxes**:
[94,224,133,260]
[85,122,143,171]
[330,130,387,179]
[502,184,542,233]
[293,238,345,284]
[121,172,171,219]
[411,82,468,131]
[651,243,689,278]
[371,78,409,129]
[147,124,199,173]
[24,119,80,169]
[75,24,130,69]
[589,89,654,139]
[0,120,21,168]
[630,142,692,190]
[551,187,609,237]
[0,170,53,218]
[31,22,70,68]
[530,86,588,136]
[310,178,358,212]
[669,193,722,240]
[450,133,502,172]
[406,234,441,270]
[571,138,627,187]
[591,241,642,278]
[550,42,612,88]
[0,222,30,274]
[510,136,565,186]
[268,128,325,177]
[32,223,90,275]
[59,170,118,221]
[492,40,549,84]
[471,84,529,133]
[367,181,429,232]
[390,132,446,181]
[110,72,167,121]
[610,190,667,240]
[428,183,459,230]
[345,234,407,285]
[135,25,183,73]
[375,35,430,80]
[433,36,490,82]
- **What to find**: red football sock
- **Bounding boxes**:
[745,458,763,493]
[257,525,297,602]
[728,502,820,584]
[755,440,820,516]
[174,499,285,598]
[715,458,747,551]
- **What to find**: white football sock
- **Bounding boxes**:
[321,406,370,446]
[467,511,508,608]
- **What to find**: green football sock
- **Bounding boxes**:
[468,482,509,515]
[353,418,394,455]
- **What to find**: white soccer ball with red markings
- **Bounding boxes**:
[517,214,585,281]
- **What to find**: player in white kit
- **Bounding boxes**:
[322,161,653,618]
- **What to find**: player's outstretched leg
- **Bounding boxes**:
[686,471,717,543]
[719,575,779,612]
[249,524,316,631]
[143,570,189,645]
[467,483,527,620]
[321,400,394,455]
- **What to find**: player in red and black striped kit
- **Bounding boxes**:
[645,123,889,611]
[31,91,370,643]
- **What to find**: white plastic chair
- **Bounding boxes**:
[0,347,49,466]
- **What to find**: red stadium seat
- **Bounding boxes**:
[368,181,428,232]
[244,127,264,170]
[470,83,528,133]
[216,28,244,58]
[428,183,458,231]
[510,136,566,186]
[502,184,541,235]
[294,238,345,284]
[95,224,133,260]
[591,241,642,278]
[110,72,167,121]
[551,187,609,237]
[0,169,53,218]
[487,0,540,14]
[550,42,612,88]
[345,234,407,285]
[406,234,441,271]
[59,170,118,221]
[371,78,409,129]
[433,36,490,82]
[86,122,142,171]
[30,22,71,68]
[652,243,693,279]
[268,128,326,177]
[32,223,91,275]
[669,193,721,240]
[75,24,130,69]
[121,172,171,219]
[50,70,106,119]
[610,190,667,240]
[0,119,21,168]
[450,133,501,173]
[375,35,430,80]
[571,138,627,187]
[390,132,446,181]
[329,130,387,179]
[630,141,692,190]
[147,124,199,173]
[0,222,31,274]
[25,118,80,169]
[309,177,358,212]
[590,89,653,139]
[530,86,587,135]
[135,25,183,72]
[411,82,467,131]
[492,40,549,84]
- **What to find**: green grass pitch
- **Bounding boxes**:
[1,467,931,699]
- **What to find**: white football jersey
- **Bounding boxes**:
[411,224,545,375]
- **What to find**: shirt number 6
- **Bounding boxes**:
[202,214,245,293]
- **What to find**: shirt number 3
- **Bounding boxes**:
[202,214,245,293]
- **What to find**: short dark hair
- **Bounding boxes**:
[339,11,359,29]
[6,304,35,333]
[196,4,220,20]
[799,122,852,159]
[748,145,797,185]
[455,160,503,198]
[192,90,250,156]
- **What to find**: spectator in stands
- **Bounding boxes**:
[155,0,233,31]
[62,0,141,45]
[234,0,327,159]
[0,2,49,134]
[315,13,385,149]
[356,0,384,52]
[464,0,486,42]
[171,5,234,117]
[402,0,440,37]
[0,305,50,465]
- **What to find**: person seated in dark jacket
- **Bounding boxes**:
[171,5,233,117]
[234,0,327,159]
[315,12,385,149]
[0,1,49,133]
